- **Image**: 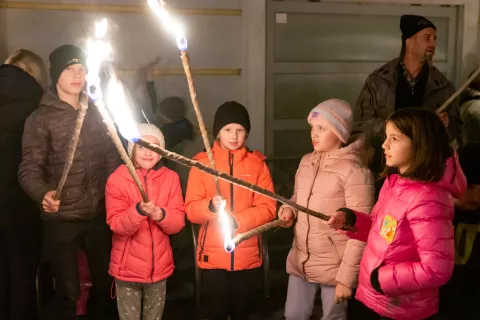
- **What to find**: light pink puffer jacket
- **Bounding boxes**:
[279,135,375,288]
[347,154,466,320]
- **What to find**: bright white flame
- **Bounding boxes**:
[218,199,235,252]
[95,18,108,38]
[106,76,140,142]
[147,0,188,50]
[86,18,112,101]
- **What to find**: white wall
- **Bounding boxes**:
[1,0,244,187]
[1,0,479,159]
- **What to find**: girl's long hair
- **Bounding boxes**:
[381,108,453,183]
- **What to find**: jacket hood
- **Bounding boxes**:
[311,133,370,166]
[386,153,467,199]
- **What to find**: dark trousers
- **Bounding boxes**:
[43,215,117,320]
[0,221,42,320]
[201,268,260,320]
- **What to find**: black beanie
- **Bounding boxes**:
[49,45,86,87]
[213,101,251,138]
[458,143,480,185]
[400,15,436,42]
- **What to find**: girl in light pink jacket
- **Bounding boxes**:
[278,99,375,320]
[328,108,467,320]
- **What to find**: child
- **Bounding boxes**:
[278,99,375,320]
[106,124,185,320]
[328,108,467,320]
[185,101,276,320]
[440,143,480,319]
[19,44,120,319]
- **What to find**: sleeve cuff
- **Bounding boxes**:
[155,208,166,222]
[136,203,147,216]
[337,207,357,227]
[208,199,218,213]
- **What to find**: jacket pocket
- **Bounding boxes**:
[328,235,342,264]
[198,222,209,261]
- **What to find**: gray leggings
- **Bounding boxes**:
[115,279,166,320]
[284,275,347,320]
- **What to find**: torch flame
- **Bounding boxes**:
[95,18,108,38]
[106,76,140,142]
[83,19,140,142]
[218,199,235,252]
[86,18,112,102]
[147,0,188,51]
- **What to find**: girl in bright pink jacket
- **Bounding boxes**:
[329,108,466,320]
[106,124,185,320]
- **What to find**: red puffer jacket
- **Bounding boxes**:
[106,164,185,283]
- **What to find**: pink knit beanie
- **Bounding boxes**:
[307,99,353,143]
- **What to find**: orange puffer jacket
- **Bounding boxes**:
[185,142,276,271]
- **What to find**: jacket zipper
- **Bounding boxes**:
[143,172,155,283]
[229,152,235,271]
[301,158,322,279]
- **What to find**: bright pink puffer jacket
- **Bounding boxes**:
[346,155,466,320]
[106,165,185,283]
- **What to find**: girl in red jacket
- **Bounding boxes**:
[106,124,185,320]
[185,101,276,320]
[328,109,466,320]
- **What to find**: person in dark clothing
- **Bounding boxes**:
[440,143,480,319]
[0,49,47,320]
[18,44,121,320]
[154,96,194,149]
[354,15,459,182]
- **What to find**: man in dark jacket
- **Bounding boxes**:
[354,15,460,178]
[18,45,120,320]
[0,50,45,320]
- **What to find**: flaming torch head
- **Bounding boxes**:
[147,0,188,51]
[218,199,235,252]
[86,18,112,102]
[106,76,140,143]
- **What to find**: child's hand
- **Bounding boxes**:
[140,202,165,221]
[334,283,352,304]
[43,190,60,213]
[278,207,294,228]
[211,196,225,211]
[327,211,347,230]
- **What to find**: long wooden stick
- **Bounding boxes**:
[54,92,88,200]
[95,100,149,202]
[438,66,480,113]
[225,220,288,252]
[180,50,222,196]
[135,138,356,232]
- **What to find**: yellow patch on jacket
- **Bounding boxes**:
[380,215,397,244]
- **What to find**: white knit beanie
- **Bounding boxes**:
[307,99,353,143]
[127,123,165,157]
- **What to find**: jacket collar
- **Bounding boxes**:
[374,57,450,96]
[212,141,248,165]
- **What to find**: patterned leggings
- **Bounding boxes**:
[115,279,167,320]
